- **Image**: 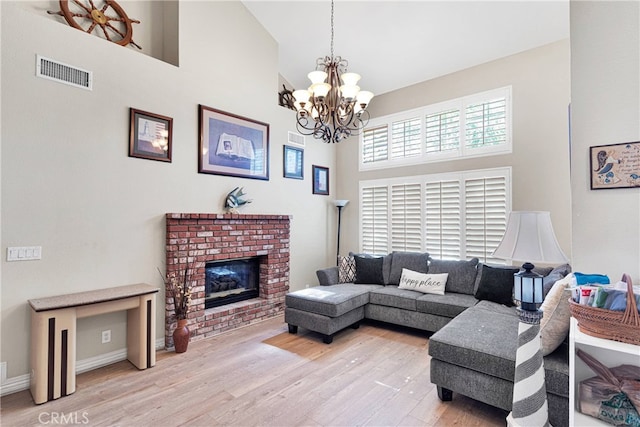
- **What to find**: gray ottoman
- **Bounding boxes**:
[285,284,383,343]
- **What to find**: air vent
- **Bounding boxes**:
[287,131,305,147]
[36,55,92,90]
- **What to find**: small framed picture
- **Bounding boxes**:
[590,141,640,189]
[312,165,329,195]
[283,145,303,179]
[129,108,173,162]
[198,105,269,180]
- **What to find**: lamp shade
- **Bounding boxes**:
[334,199,349,208]
[492,211,568,264]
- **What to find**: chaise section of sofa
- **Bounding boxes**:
[429,300,569,427]
[428,263,573,427]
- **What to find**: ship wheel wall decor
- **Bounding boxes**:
[48,0,141,49]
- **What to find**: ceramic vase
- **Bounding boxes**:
[173,319,190,353]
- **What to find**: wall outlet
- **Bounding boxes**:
[101,330,111,344]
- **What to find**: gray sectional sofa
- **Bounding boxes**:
[284,251,570,427]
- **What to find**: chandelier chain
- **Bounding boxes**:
[330,0,334,59]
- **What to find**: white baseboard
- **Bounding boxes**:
[0,338,166,397]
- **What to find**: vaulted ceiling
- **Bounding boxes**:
[243,1,569,96]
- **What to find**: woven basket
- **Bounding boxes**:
[568,273,640,346]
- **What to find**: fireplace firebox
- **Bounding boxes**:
[205,257,260,308]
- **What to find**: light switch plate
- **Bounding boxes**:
[7,246,42,261]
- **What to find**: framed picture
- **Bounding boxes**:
[283,145,303,179]
[312,165,329,195]
[198,105,269,180]
[129,108,173,162]
[590,141,640,189]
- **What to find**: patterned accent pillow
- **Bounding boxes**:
[338,255,356,283]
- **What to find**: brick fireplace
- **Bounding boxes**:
[165,213,290,348]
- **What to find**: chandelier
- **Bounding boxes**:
[292,0,374,143]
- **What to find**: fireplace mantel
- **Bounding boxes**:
[165,213,290,348]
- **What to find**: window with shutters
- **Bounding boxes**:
[360,87,511,170]
[359,168,511,262]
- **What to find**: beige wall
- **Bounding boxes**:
[1,1,336,380]
[570,1,640,281]
[336,40,572,259]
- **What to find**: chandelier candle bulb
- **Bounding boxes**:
[356,90,374,106]
[311,82,331,98]
[308,70,328,84]
[340,72,361,86]
[340,84,360,100]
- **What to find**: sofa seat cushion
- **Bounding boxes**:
[369,286,423,311]
[428,302,569,397]
[416,292,478,318]
[285,284,382,317]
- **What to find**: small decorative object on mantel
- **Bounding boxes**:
[158,256,201,353]
[224,187,252,213]
[48,0,141,49]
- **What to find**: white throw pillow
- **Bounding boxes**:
[398,268,448,295]
[540,273,574,356]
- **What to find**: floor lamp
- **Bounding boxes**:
[334,199,349,264]
[492,211,568,427]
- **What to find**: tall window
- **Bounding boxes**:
[360,86,512,170]
[359,168,511,262]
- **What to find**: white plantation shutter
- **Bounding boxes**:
[425,180,461,259]
[425,109,460,154]
[360,168,509,262]
[464,176,508,262]
[362,126,388,163]
[465,97,507,149]
[391,117,421,159]
[390,183,422,251]
[360,87,510,169]
[361,185,389,254]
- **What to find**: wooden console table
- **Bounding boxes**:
[28,283,158,404]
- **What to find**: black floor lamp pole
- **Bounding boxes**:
[336,205,343,263]
[334,200,349,265]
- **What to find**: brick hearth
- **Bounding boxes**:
[165,213,290,348]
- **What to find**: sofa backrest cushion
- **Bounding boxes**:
[388,251,430,285]
[542,263,572,298]
[429,258,479,295]
[353,255,385,285]
[474,264,520,306]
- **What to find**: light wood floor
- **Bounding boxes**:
[1,316,507,426]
